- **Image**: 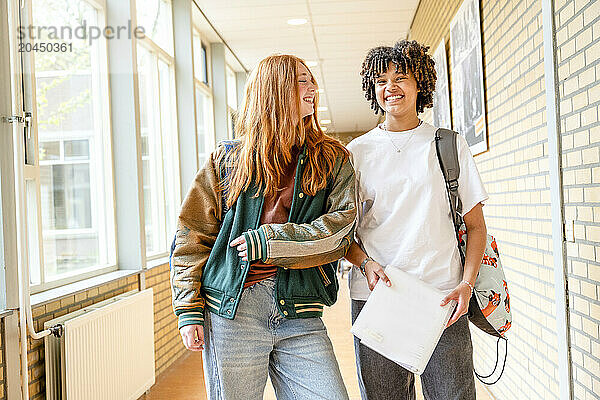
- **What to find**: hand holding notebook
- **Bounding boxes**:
[351,266,457,375]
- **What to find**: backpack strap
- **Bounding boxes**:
[435,129,510,384]
[434,128,465,260]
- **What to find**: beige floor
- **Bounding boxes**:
[145,277,494,400]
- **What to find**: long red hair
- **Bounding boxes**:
[225,54,347,206]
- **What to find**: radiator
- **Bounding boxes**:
[44,288,155,400]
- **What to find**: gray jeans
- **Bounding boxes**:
[202,278,349,400]
[351,299,476,400]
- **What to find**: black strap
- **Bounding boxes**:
[435,129,508,385]
[474,337,508,385]
[434,128,464,262]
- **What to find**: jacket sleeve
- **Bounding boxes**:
[242,156,356,269]
[170,147,225,329]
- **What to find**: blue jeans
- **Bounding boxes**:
[351,299,476,400]
[202,277,349,400]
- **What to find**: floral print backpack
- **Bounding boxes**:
[435,128,512,384]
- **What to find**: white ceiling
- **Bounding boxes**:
[192,0,420,133]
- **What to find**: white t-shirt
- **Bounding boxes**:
[347,122,489,301]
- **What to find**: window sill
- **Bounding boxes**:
[146,255,170,270]
[31,269,142,307]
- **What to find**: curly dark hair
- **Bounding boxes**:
[360,40,437,115]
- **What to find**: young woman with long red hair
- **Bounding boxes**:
[170,54,355,400]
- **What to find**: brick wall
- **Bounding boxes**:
[554,0,600,398]
[13,263,184,399]
[410,0,462,129]
[411,0,465,53]
[146,263,186,376]
[410,0,561,399]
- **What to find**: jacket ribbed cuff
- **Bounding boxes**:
[243,228,268,262]
[177,309,205,329]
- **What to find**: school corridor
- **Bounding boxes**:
[142,277,496,400]
[0,0,599,399]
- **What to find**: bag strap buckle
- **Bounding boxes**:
[447,179,459,192]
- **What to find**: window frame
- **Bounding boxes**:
[192,29,215,167]
[19,0,118,294]
[226,65,237,111]
[136,13,181,261]
[0,0,12,311]
[192,28,210,86]
[135,0,175,58]
[8,0,227,293]
[194,83,215,166]
[226,64,238,139]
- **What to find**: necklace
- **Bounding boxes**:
[381,119,422,153]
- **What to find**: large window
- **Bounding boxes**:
[136,0,174,57]
[226,66,237,138]
[226,66,237,111]
[193,30,208,85]
[137,0,180,258]
[195,88,213,166]
[193,29,214,167]
[24,0,116,291]
[8,0,225,293]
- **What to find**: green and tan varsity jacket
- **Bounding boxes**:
[171,141,356,329]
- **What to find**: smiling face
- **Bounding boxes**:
[374,62,419,118]
[297,62,317,120]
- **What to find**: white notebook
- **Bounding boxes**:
[351,266,457,375]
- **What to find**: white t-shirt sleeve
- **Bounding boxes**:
[347,141,373,219]
[346,139,372,301]
[456,134,489,216]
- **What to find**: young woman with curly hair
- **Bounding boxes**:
[170,54,354,400]
[345,40,489,400]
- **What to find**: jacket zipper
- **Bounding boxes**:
[275,150,306,304]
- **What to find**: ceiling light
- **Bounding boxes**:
[320,119,331,125]
[322,127,328,132]
[317,89,324,94]
[306,60,318,67]
[287,18,307,26]
[317,106,328,112]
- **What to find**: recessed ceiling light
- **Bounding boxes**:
[317,106,328,112]
[317,89,324,94]
[287,18,307,25]
[320,119,331,125]
[306,60,318,67]
[322,126,328,132]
